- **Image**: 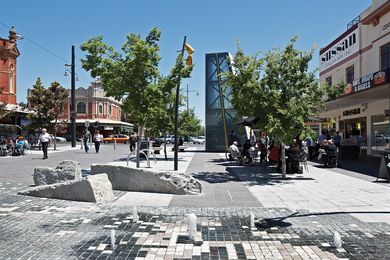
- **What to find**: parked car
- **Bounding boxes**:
[63,134,81,142]
[49,135,67,142]
[164,135,176,144]
[103,134,130,144]
[192,136,205,144]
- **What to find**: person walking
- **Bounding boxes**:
[83,128,92,154]
[38,128,51,159]
[129,132,137,152]
[93,130,103,153]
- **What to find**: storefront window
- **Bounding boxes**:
[371,114,390,155]
[339,117,367,152]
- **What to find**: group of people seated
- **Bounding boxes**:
[317,139,337,167]
[0,136,29,156]
[228,138,268,165]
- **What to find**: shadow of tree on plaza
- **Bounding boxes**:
[192,171,239,183]
[225,164,315,187]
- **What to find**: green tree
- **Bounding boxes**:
[46,81,68,150]
[225,37,334,178]
[81,28,193,160]
[28,78,51,129]
[179,109,202,138]
[28,78,68,150]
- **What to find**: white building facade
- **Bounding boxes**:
[318,0,390,156]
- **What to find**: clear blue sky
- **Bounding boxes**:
[1,0,371,125]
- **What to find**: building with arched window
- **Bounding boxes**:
[58,80,132,136]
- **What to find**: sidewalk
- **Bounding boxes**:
[1,149,390,259]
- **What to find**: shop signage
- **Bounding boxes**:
[382,21,390,32]
[343,69,388,95]
[104,126,113,130]
[342,108,361,117]
[320,28,359,72]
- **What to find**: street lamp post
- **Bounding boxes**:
[174,36,187,171]
[66,46,77,147]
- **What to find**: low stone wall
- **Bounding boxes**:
[91,164,201,195]
[19,174,114,203]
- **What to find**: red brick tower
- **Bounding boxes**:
[0,26,20,105]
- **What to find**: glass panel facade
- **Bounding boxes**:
[205,53,240,151]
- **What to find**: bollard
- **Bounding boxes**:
[114,140,116,150]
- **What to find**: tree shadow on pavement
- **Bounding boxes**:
[192,171,239,183]
[226,164,315,187]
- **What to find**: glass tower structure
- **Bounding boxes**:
[205,52,240,152]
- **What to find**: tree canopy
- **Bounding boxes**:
[224,37,341,178]
[80,28,193,135]
[28,78,68,149]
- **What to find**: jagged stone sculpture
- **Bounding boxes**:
[33,160,82,186]
[19,174,113,203]
[91,164,202,195]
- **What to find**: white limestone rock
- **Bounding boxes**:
[90,164,202,195]
[33,160,82,186]
[20,174,113,203]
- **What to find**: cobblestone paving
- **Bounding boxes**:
[1,183,390,259]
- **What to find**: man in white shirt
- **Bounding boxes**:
[39,128,51,159]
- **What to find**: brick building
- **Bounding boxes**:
[58,80,133,136]
[0,26,20,105]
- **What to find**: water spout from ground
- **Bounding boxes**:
[132,206,139,222]
[188,213,197,240]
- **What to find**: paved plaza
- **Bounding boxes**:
[1,143,390,259]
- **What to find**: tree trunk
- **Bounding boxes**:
[53,119,57,151]
[164,136,167,160]
[281,143,286,179]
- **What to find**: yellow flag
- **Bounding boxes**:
[185,43,195,54]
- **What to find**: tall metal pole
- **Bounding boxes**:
[174,36,186,171]
[71,45,76,147]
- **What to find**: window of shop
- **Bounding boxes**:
[339,117,367,147]
[380,42,390,69]
[346,65,354,84]
[325,76,332,86]
[76,102,86,114]
[371,114,390,155]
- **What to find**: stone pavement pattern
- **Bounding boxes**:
[1,146,390,259]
